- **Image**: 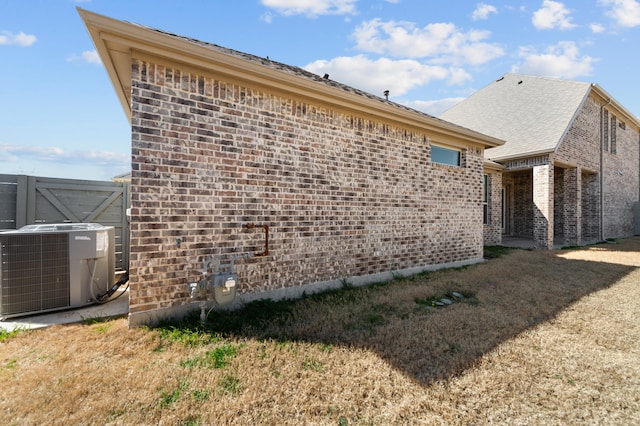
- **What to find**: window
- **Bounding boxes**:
[483,175,489,225]
[431,145,461,166]
[603,109,609,151]
[611,115,617,154]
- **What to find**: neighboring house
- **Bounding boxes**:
[79,9,503,326]
[440,73,640,249]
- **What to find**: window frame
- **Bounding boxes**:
[431,144,462,167]
[482,174,489,225]
[603,109,609,152]
[610,114,617,154]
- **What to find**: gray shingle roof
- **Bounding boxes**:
[130,21,442,120]
[439,73,592,161]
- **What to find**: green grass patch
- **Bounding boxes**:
[0,327,23,342]
[483,245,512,259]
[194,299,294,335]
[156,324,222,347]
[414,294,443,307]
[217,373,242,395]
[82,316,112,325]
[302,357,325,372]
[158,380,189,408]
[181,343,240,369]
[191,389,209,401]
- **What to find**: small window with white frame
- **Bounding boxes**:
[431,144,461,166]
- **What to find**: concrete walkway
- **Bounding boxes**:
[500,236,565,250]
[0,288,129,332]
[500,235,605,250]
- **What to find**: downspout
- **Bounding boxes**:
[600,97,612,242]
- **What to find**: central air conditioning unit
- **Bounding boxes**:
[0,223,115,320]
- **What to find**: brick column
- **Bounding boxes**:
[581,173,601,242]
[484,172,503,245]
[563,167,581,246]
[533,164,554,249]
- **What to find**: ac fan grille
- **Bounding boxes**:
[0,233,70,316]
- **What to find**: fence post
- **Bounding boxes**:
[15,175,29,228]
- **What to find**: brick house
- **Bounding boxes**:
[441,73,640,249]
[79,10,503,326]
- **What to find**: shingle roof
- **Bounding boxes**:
[78,8,504,149]
[439,73,592,161]
[135,23,415,110]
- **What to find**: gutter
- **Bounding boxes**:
[486,147,555,164]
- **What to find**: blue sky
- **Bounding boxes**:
[1,0,639,181]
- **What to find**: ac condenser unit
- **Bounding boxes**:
[0,223,115,319]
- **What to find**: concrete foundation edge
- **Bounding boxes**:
[128,257,485,328]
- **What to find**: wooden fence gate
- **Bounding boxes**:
[0,174,130,271]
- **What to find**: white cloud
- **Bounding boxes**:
[599,0,640,27]
[305,55,471,97]
[590,23,606,33]
[0,30,37,47]
[405,97,466,116]
[472,3,498,21]
[0,143,128,166]
[67,49,102,65]
[532,0,577,30]
[260,0,357,16]
[81,50,102,64]
[352,19,504,65]
[513,41,596,78]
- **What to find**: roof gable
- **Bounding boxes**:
[78,8,504,149]
[440,73,592,161]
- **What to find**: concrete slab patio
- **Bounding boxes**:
[499,235,605,250]
[500,236,567,250]
[0,288,129,332]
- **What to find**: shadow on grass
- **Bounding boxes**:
[158,238,640,387]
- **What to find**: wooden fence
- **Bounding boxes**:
[0,174,130,271]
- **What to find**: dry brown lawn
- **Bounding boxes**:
[1,238,639,425]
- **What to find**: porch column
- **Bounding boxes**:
[533,164,554,249]
[563,167,582,246]
[484,172,503,245]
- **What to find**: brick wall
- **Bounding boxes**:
[581,171,600,241]
[127,59,486,324]
[511,170,533,237]
[553,167,564,239]
[555,96,601,173]
[483,171,502,245]
[533,163,554,249]
[602,112,640,238]
[557,94,640,241]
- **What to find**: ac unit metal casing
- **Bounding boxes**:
[0,223,115,319]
